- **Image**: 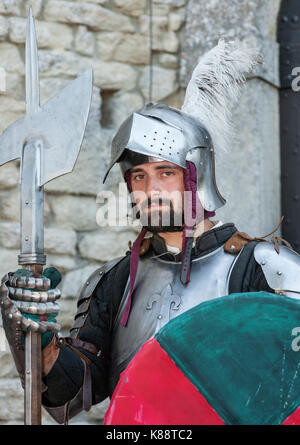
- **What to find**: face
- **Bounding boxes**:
[129,161,185,232]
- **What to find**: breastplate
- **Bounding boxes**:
[108,245,240,393]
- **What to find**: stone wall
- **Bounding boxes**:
[0,0,185,425]
[0,0,283,425]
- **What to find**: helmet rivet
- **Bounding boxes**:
[230,245,235,249]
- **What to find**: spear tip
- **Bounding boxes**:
[25,6,40,115]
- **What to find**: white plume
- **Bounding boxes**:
[181,39,262,153]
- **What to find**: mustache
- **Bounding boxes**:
[139,197,174,212]
[133,197,175,219]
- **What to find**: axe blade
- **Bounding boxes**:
[39,68,93,186]
[0,68,93,185]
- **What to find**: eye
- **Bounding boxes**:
[133,174,145,181]
[162,170,175,177]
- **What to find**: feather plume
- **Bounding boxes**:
[181,39,262,153]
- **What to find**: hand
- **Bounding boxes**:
[0,267,62,349]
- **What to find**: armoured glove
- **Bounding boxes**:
[1,267,61,343]
[0,267,62,385]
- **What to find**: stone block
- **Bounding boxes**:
[0,188,20,221]
[113,0,146,17]
[153,0,186,7]
[0,42,24,75]
[93,59,138,90]
[139,15,178,53]
[96,31,124,61]
[114,34,149,65]
[0,351,17,378]
[0,161,19,190]
[139,65,178,101]
[38,49,91,78]
[0,378,23,421]
[159,53,178,69]
[38,49,137,91]
[8,17,74,50]
[0,223,77,255]
[46,254,86,274]
[0,221,19,249]
[47,194,99,232]
[44,227,77,256]
[23,0,44,18]
[78,228,135,262]
[0,72,24,101]
[0,0,22,16]
[72,0,106,4]
[169,9,185,31]
[0,247,18,277]
[103,90,144,128]
[75,25,95,56]
[44,1,134,32]
[56,296,79,330]
[0,15,8,40]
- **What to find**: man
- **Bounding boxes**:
[1,40,300,425]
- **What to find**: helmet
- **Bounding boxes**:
[103,102,225,213]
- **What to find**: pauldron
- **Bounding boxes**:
[254,242,300,298]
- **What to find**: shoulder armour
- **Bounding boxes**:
[70,256,126,338]
[254,242,300,298]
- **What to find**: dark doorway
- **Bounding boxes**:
[278,0,300,252]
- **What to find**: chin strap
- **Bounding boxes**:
[180,161,215,284]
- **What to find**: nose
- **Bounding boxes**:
[145,175,162,198]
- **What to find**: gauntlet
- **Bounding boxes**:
[0,268,61,386]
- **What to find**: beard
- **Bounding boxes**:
[133,197,184,233]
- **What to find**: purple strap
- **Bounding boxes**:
[120,227,147,326]
[181,161,215,284]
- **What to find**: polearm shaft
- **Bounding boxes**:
[20,140,45,425]
[24,330,42,425]
[20,10,45,425]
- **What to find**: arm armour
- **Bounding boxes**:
[228,240,274,294]
[42,254,130,424]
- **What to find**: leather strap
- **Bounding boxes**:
[42,334,60,377]
[66,338,98,355]
[224,231,255,254]
[61,339,92,412]
[65,337,110,364]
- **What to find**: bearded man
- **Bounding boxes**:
[2,40,300,425]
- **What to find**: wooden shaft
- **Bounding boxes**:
[24,330,42,425]
[23,263,43,425]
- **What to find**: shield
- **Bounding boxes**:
[105,292,300,425]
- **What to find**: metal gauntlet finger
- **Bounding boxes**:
[9,274,51,291]
[2,298,60,334]
[12,301,59,315]
[8,286,61,303]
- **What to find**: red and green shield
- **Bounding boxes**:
[105,292,300,425]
